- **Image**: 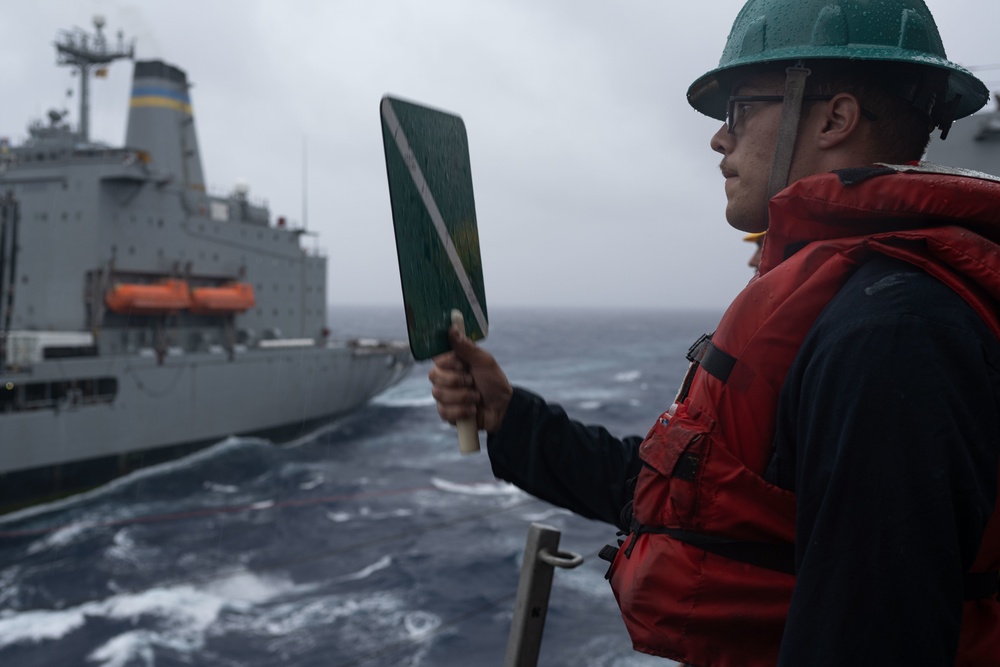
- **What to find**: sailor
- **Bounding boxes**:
[743,231,764,271]
[429,0,1000,664]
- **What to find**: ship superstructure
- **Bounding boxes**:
[0,19,412,510]
[926,94,1000,174]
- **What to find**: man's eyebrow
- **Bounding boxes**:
[730,74,782,96]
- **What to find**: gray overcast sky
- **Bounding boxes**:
[3,1,998,310]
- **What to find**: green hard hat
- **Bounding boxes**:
[688,0,989,125]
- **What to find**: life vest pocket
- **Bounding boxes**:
[636,413,709,527]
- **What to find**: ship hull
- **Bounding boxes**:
[0,342,412,510]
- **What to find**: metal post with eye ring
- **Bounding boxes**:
[504,523,584,667]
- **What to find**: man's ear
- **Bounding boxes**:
[816,93,864,149]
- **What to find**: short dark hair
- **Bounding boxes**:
[804,61,946,163]
[721,60,947,162]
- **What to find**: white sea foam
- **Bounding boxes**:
[88,631,156,667]
[335,555,392,582]
[374,394,437,408]
[328,507,413,523]
[105,529,145,564]
[430,478,520,496]
[614,370,642,382]
[373,382,436,408]
[0,606,89,645]
[403,610,440,639]
[203,482,239,494]
[519,508,573,522]
[26,520,97,555]
[0,570,300,660]
[217,590,411,651]
[578,400,603,411]
[0,436,269,525]
[298,474,324,490]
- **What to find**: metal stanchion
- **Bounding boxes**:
[503,523,584,667]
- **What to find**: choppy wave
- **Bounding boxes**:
[430,478,520,496]
[203,482,240,494]
[0,436,271,526]
[374,394,437,408]
[0,307,714,667]
[26,520,97,555]
[335,555,392,582]
[519,507,574,522]
[614,370,642,382]
[0,571,300,654]
[326,507,413,523]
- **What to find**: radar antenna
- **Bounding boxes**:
[54,15,134,142]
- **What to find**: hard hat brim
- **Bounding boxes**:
[688,50,988,123]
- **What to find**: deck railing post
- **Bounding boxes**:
[503,522,583,667]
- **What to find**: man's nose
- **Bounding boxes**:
[710,122,731,155]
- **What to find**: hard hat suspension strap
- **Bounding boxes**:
[767,64,811,201]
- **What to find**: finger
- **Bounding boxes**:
[428,364,473,388]
[431,350,466,370]
[430,383,480,407]
[435,398,477,425]
[448,326,494,366]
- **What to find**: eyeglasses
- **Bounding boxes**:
[725,94,880,134]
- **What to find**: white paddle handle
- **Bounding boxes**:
[451,309,481,455]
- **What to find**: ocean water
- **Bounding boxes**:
[0,306,721,667]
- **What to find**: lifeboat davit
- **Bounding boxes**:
[105,279,191,315]
[189,282,255,314]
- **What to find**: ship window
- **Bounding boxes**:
[24,383,50,404]
[95,378,118,397]
[9,377,118,412]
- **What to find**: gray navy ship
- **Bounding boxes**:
[926,93,1000,173]
[0,19,413,510]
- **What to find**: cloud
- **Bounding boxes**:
[3,0,996,309]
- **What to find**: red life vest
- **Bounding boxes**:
[606,165,1000,667]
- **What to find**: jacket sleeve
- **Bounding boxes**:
[486,387,644,529]
[772,258,1000,666]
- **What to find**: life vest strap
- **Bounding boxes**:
[643,525,796,573]
[686,334,737,384]
[606,525,1000,600]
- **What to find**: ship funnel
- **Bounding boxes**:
[125,60,206,192]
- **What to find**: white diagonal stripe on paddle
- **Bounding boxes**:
[381,98,487,336]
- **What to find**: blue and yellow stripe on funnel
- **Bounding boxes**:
[129,86,192,114]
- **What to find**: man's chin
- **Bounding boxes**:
[725,211,768,234]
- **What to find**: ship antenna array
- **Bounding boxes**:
[54,15,135,143]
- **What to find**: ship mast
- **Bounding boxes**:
[54,15,134,143]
